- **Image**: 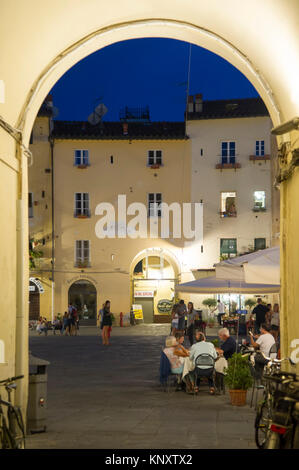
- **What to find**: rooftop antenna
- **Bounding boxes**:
[88,101,108,125]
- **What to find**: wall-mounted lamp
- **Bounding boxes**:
[271,117,299,135]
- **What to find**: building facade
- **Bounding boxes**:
[28,96,277,323]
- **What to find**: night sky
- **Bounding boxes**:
[51,38,259,122]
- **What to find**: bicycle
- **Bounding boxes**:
[254,356,295,449]
[263,370,299,449]
[0,375,26,449]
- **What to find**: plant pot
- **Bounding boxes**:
[229,389,247,406]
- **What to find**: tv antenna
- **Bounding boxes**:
[88,102,108,125]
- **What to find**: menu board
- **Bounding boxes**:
[132,304,144,320]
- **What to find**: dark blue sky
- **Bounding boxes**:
[51,38,259,122]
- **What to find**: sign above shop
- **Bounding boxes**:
[29,277,44,294]
[134,291,155,298]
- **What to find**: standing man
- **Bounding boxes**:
[252,298,268,334]
[213,299,226,326]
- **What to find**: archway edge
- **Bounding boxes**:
[19,18,284,143]
[130,247,181,278]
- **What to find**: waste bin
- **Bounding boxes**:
[27,352,50,434]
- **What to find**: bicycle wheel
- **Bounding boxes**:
[8,406,26,449]
[265,430,280,449]
[255,402,272,449]
[0,421,15,449]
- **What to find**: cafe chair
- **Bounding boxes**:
[193,354,216,396]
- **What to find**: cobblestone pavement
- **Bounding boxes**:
[26,324,257,449]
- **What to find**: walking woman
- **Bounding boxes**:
[101,300,112,345]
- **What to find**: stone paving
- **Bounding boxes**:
[26,324,257,449]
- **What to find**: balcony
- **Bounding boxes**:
[75,260,91,268]
[220,211,237,218]
[216,162,241,170]
[74,209,91,218]
[249,155,270,162]
[147,162,163,169]
[252,205,266,212]
[75,163,90,169]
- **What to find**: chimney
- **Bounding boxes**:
[187,95,194,113]
[122,122,128,135]
[195,94,203,113]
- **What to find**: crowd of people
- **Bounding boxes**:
[35,303,80,336]
[162,297,281,394]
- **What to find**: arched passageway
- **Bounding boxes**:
[1,1,299,413]
[68,280,97,320]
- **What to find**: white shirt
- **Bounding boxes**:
[217,302,225,314]
[271,311,280,326]
[256,333,276,356]
[189,341,218,369]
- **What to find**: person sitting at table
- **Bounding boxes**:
[216,327,237,359]
[189,331,218,395]
[163,336,185,376]
[174,331,190,358]
[249,323,276,357]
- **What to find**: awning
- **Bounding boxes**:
[214,247,280,285]
[176,276,280,294]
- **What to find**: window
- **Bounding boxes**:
[253,191,266,211]
[148,193,162,217]
[254,238,266,251]
[28,192,34,218]
[74,150,89,166]
[148,150,162,166]
[75,240,90,267]
[221,141,236,164]
[255,140,265,157]
[221,192,237,217]
[220,239,237,257]
[74,193,90,217]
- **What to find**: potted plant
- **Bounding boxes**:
[224,353,253,406]
[202,298,217,326]
[211,338,219,348]
[245,298,256,313]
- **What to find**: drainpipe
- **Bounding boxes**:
[49,135,55,322]
[15,147,29,414]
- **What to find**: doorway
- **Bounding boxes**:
[68,279,97,321]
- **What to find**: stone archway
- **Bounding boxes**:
[1,0,299,410]
[68,279,97,321]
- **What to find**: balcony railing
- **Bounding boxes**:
[249,155,270,161]
[75,260,91,268]
[75,162,90,169]
[74,209,91,218]
[220,211,237,218]
[252,206,266,212]
[216,162,241,170]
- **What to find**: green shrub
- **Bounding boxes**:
[224,353,253,390]
[202,298,217,309]
[211,338,219,348]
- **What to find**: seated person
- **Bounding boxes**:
[36,317,48,336]
[216,327,237,360]
[174,331,189,357]
[249,323,276,378]
[249,323,276,357]
[189,331,218,394]
[163,336,185,375]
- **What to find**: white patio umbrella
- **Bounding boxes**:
[176,276,280,294]
[214,246,280,286]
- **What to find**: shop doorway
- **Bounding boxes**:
[131,249,179,323]
[68,279,97,322]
